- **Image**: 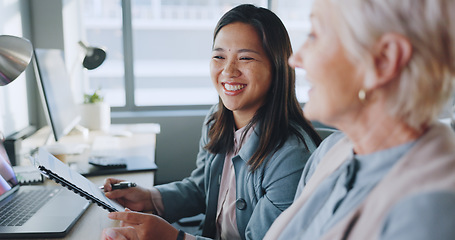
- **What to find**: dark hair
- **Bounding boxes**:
[205,4,321,171]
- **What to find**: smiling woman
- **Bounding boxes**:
[210,22,272,128]
[100,4,321,240]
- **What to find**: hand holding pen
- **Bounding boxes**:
[103,177,154,212]
[100,181,136,191]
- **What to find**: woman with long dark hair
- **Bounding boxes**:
[101,4,321,240]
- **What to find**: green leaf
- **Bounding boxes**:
[83,89,104,104]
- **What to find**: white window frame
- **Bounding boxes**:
[82,0,311,114]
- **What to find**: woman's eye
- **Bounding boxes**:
[213,55,224,59]
[307,32,316,41]
[240,57,254,60]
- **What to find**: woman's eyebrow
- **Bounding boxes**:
[310,12,323,30]
[238,49,260,54]
[212,47,261,55]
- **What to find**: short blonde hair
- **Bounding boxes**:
[331,0,455,129]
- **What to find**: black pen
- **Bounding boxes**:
[100,182,137,190]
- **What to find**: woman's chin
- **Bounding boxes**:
[303,103,318,121]
[303,112,318,122]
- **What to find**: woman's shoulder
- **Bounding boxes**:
[261,127,341,171]
[269,126,344,162]
[381,190,455,239]
[301,130,346,176]
[288,124,344,150]
[316,130,345,153]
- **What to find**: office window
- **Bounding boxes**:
[274,1,313,103]
[82,0,125,107]
[81,0,312,109]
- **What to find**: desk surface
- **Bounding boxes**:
[18,124,158,239]
[41,172,155,240]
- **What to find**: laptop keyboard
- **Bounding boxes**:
[0,188,59,226]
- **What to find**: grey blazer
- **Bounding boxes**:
[156,105,317,240]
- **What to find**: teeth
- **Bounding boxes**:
[224,83,245,91]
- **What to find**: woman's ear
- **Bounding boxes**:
[370,33,412,88]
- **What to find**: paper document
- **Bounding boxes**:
[32,148,124,212]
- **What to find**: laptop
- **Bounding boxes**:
[0,142,90,239]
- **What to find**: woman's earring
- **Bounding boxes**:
[358,89,366,102]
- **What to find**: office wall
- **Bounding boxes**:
[29,0,85,103]
[27,0,67,130]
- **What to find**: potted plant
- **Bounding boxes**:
[83,89,104,104]
[79,89,110,131]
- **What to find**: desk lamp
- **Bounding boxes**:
[0,35,33,86]
[0,35,33,143]
[78,41,106,70]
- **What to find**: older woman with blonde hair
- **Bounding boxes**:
[264,0,455,239]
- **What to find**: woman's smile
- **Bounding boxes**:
[222,82,247,95]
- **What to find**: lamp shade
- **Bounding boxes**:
[0,35,33,86]
[78,41,106,70]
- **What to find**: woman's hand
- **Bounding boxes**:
[103,178,153,212]
[101,209,180,240]
[102,226,138,240]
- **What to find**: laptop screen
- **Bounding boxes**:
[0,143,19,196]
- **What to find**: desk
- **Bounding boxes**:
[18,124,160,166]
[43,172,154,240]
[17,124,159,240]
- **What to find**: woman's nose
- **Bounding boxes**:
[289,46,305,69]
[222,59,240,77]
